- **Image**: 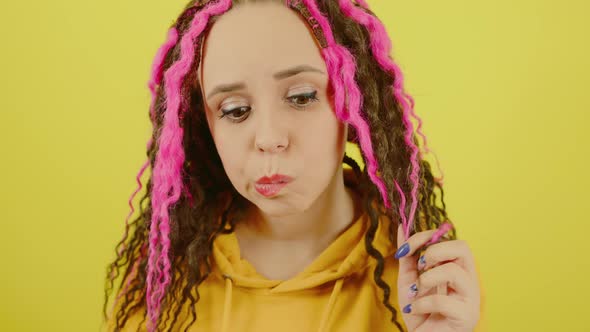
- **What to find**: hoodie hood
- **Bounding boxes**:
[211,168,397,332]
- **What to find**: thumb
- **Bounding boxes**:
[396,224,418,286]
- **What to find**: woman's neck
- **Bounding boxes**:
[234,167,360,279]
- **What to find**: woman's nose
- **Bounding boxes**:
[254,112,289,153]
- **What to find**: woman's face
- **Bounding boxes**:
[199,2,348,217]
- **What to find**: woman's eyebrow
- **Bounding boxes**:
[273,64,324,80]
[206,65,324,99]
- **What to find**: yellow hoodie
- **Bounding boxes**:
[206,170,406,332]
[106,168,486,331]
[107,168,486,332]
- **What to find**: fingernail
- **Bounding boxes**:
[417,255,426,270]
[403,303,412,314]
[407,283,418,299]
[394,243,410,259]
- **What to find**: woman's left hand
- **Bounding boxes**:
[394,224,481,332]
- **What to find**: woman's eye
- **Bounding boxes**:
[217,91,318,124]
[218,106,250,123]
[285,91,319,109]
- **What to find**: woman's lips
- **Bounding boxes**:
[254,182,289,197]
[255,174,293,197]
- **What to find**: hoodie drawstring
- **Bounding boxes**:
[221,274,233,332]
[317,278,344,332]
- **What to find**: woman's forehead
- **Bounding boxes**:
[198,2,326,88]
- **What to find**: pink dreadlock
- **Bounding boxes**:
[288,0,393,206]
[335,0,424,239]
[147,1,233,330]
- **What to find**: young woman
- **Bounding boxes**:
[104,0,482,331]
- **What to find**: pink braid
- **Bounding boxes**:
[112,24,176,283]
[291,0,395,212]
[109,27,179,275]
[425,222,453,245]
[148,28,179,125]
[337,0,439,239]
[148,27,196,211]
[146,1,233,331]
[394,180,408,237]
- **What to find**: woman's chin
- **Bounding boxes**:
[252,198,308,218]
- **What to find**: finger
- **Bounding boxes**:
[402,294,466,320]
[407,278,441,300]
[396,224,420,290]
[417,239,477,276]
[410,262,475,299]
[396,224,425,277]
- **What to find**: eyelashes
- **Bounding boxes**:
[218,91,319,123]
[285,90,320,109]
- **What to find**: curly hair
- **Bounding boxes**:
[103,0,457,331]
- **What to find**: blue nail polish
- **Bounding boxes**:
[418,255,426,270]
[395,243,410,259]
[408,283,418,299]
[403,303,412,314]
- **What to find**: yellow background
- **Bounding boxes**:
[1,0,588,331]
